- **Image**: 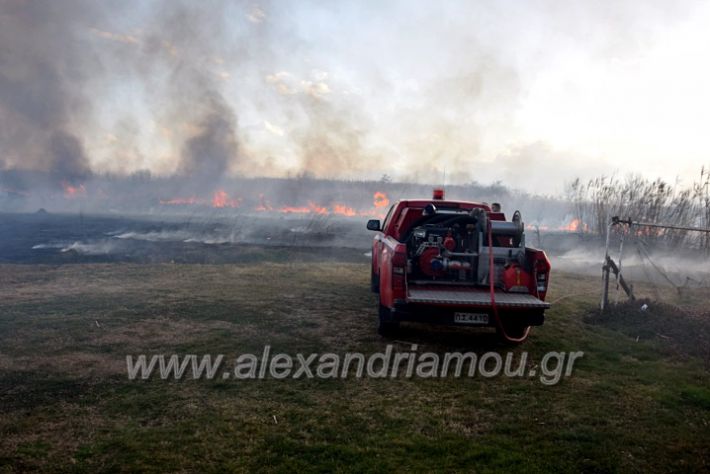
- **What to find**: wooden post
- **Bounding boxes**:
[606,256,635,301]
[600,221,614,312]
[601,258,610,312]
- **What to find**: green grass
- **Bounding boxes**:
[0,262,708,473]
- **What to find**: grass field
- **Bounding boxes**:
[0,254,708,472]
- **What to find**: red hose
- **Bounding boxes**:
[488,219,530,343]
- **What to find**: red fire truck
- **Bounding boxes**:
[367,189,551,343]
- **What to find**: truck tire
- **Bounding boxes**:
[371,269,380,293]
[378,304,399,337]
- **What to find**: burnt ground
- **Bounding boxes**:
[0,212,370,264]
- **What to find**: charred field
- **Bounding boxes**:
[0,211,370,265]
[0,215,708,473]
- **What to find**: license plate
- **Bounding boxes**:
[454,312,489,325]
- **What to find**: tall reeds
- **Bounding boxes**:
[566,167,710,251]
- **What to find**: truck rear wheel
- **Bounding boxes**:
[378,304,399,337]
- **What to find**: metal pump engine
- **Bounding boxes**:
[407,206,527,288]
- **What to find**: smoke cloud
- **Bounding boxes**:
[0,0,98,188]
[0,0,246,189]
[179,95,239,187]
[0,0,707,193]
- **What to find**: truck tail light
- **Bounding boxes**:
[392,250,407,292]
[536,272,547,293]
[535,259,550,298]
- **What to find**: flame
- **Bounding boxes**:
[280,201,328,215]
[161,190,241,208]
[333,204,356,217]
[211,189,241,208]
[564,218,581,232]
[62,182,86,198]
[559,218,589,232]
[158,190,389,218]
[373,191,389,208]
[309,202,328,215]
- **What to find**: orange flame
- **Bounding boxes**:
[280,202,328,215]
[211,189,241,208]
[565,218,581,232]
[373,191,389,208]
[559,218,589,232]
[309,202,328,215]
[333,204,356,217]
[62,182,86,198]
[158,190,390,218]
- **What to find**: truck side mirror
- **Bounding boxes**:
[366,219,381,231]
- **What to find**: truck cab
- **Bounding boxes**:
[367,189,551,343]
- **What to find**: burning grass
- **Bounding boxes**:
[158,189,390,220]
[0,260,708,472]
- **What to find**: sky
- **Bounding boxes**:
[1,0,709,194]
